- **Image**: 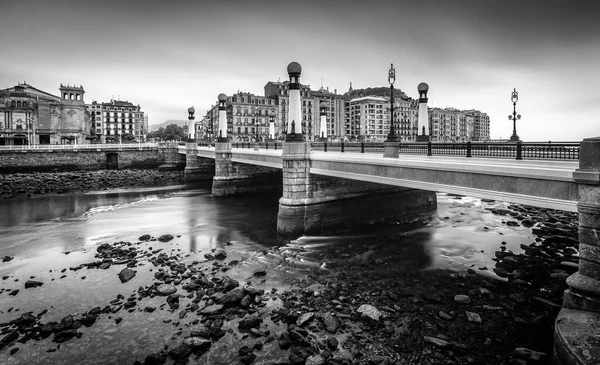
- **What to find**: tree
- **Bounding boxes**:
[147,124,186,141]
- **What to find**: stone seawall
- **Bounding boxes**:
[0,150,159,173]
[0,170,184,199]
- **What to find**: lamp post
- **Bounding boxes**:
[268,111,275,141]
[187,106,195,142]
[508,88,521,142]
[385,63,398,143]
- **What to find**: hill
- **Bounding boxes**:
[149,120,188,131]
[345,86,409,100]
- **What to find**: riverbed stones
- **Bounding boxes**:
[296,312,314,327]
[454,295,471,304]
[156,284,177,296]
[182,336,211,351]
[3,256,14,262]
[321,313,340,333]
[157,234,174,242]
[465,311,482,323]
[168,344,192,360]
[424,336,450,348]
[139,234,151,241]
[24,280,43,289]
[357,304,382,321]
[118,268,136,283]
[239,316,262,331]
[214,248,227,260]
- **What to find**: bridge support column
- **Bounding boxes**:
[184,141,202,182]
[553,136,600,365]
[212,141,234,196]
[277,141,313,236]
[158,141,179,171]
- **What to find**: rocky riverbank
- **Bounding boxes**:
[0,199,580,364]
[0,170,185,199]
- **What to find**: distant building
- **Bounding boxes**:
[349,96,389,142]
[465,110,490,141]
[310,87,346,139]
[86,100,146,142]
[0,82,91,145]
[202,91,278,143]
[428,108,489,142]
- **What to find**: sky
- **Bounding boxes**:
[1,0,599,141]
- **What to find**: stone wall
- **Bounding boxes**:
[0,150,158,173]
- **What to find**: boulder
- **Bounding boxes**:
[118,268,136,283]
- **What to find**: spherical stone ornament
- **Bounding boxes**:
[218,93,228,102]
[188,106,195,114]
[417,82,429,93]
[320,101,327,108]
[287,62,302,76]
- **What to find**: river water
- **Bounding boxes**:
[0,184,537,364]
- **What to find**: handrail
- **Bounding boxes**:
[0,143,159,151]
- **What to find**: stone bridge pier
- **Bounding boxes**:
[158,141,182,171]
[553,137,600,365]
[276,140,437,236]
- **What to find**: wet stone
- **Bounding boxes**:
[118,268,137,283]
[322,313,340,333]
[139,234,151,241]
[357,304,382,321]
[157,234,174,242]
[454,295,471,304]
[465,311,482,323]
[296,312,315,327]
[24,280,43,289]
[156,284,177,296]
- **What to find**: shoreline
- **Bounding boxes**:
[0,197,580,364]
[0,169,185,200]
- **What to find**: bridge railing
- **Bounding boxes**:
[0,143,158,152]
[209,140,580,160]
[310,141,580,160]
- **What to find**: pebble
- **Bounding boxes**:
[454,295,471,304]
[465,311,482,323]
[357,304,382,321]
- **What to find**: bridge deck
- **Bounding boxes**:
[196,147,579,211]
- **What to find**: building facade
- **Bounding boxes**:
[0,83,91,145]
[86,100,147,142]
[428,108,489,142]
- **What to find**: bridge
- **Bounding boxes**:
[177,141,579,212]
[166,136,599,365]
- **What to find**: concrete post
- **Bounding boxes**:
[553,136,600,365]
[319,101,327,141]
[158,141,179,171]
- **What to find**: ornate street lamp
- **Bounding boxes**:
[385,64,398,142]
[508,88,522,142]
[187,106,195,142]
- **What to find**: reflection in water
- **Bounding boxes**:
[0,185,540,365]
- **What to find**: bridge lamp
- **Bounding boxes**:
[508,88,521,142]
[385,63,398,143]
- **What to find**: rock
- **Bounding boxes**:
[168,344,192,360]
[322,313,340,333]
[157,234,174,242]
[296,312,315,327]
[9,289,19,296]
[214,248,227,260]
[191,326,211,339]
[10,347,19,355]
[454,295,471,304]
[220,276,239,291]
[438,311,454,320]
[156,284,177,296]
[506,221,520,227]
[139,234,151,241]
[253,270,267,277]
[356,304,382,321]
[96,243,113,253]
[217,287,246,307]
[239,316,262,331]
[326,336,338,350]
[182,336,211,351]
[24,280,43,289]
[424,336,450,347]
[306,355,326,365]
[514,347,546,361]
[241,353,257,365]
[143,352,168,365]
[118,268,136,283]
[3,256,14,262]
[493,267,509,278]
[465,311,482,323]
[199,304,223,315]
[53,329,81,343]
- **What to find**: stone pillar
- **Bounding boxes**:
[277,141,312,236]
[416,82,430,142]
[269,112,275,140]
[286,62,303,142]
[158,141,179,171]
[565,137,600,311]
[211,141,233,196]
[553,137,600,365]
[184,141,202,182]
